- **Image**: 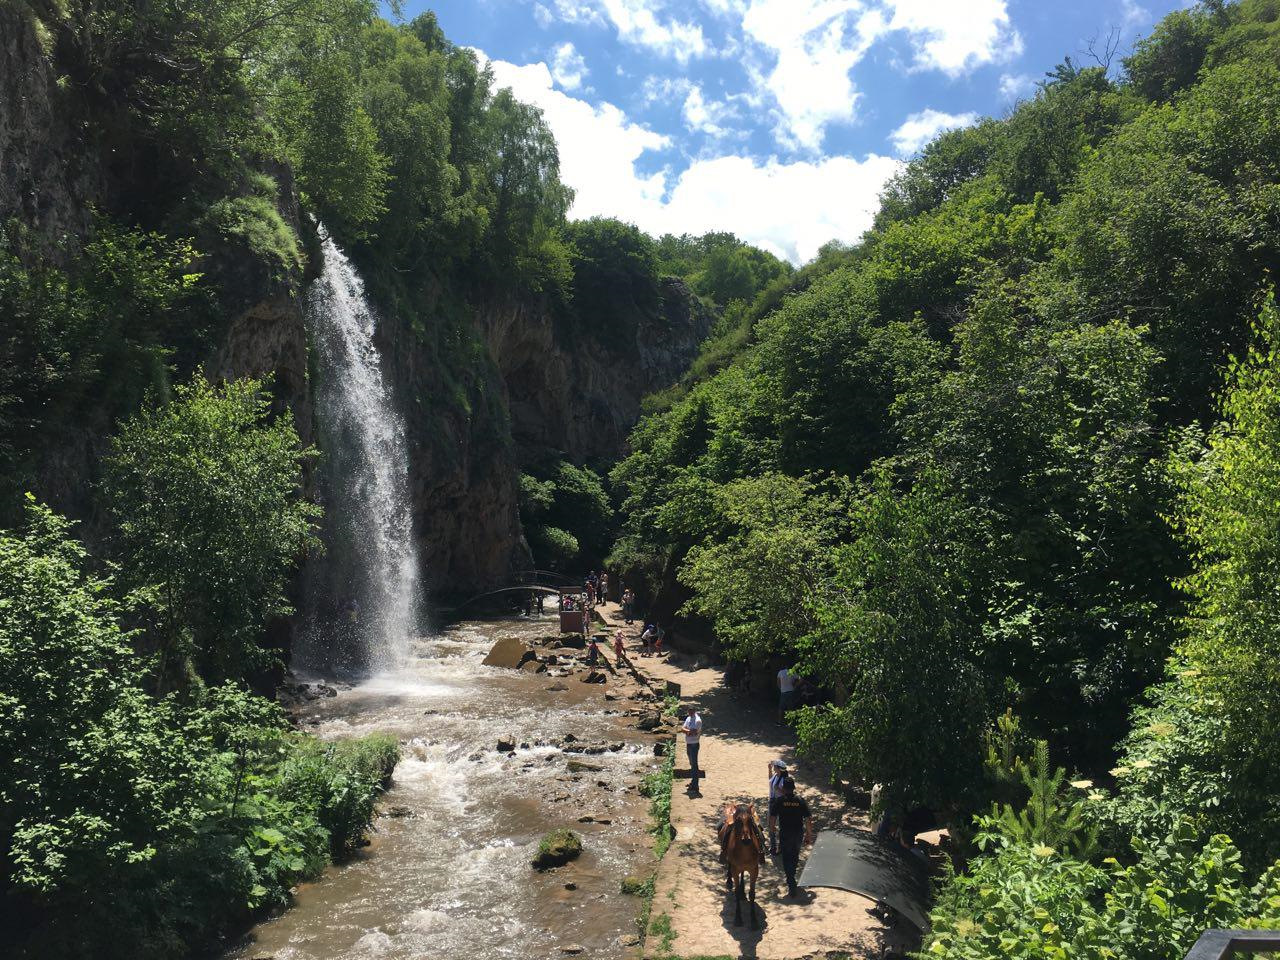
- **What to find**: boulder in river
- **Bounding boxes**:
[581,670,607,684]
[483,636,538,669]
[497,739,516,753]
[531,829,582,870]
[521,659,547,674]
[635,712,662,731]
[566,759,604,773]
[619,875,649,896]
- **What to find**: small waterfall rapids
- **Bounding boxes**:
[301,230,420,673]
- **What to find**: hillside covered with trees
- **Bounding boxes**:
[608,0,1280,953]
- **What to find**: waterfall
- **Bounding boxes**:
[301,230,420,673]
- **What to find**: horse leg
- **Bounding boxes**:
[734,872,743,927]
[726,860,734,890]
[748,869,758,930]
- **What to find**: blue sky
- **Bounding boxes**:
[393,0,1188,263]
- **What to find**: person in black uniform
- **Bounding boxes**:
[767,776,814,897]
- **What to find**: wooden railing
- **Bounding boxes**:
[1185,930,1280,960]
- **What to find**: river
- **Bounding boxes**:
[226,613,663,960]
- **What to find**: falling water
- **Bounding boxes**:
[302,230,419,673]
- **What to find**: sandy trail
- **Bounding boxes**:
[596,603,917,960]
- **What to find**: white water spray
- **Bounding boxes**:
[303,230,419,672]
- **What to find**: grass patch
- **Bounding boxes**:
[635,741,676,944]
[640,744,676,858]
[648,911,676,957]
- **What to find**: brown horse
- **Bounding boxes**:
[719,802,763,929]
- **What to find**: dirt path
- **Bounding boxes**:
[596,604,916,960]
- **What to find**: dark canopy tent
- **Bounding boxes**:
[799,829,933,931]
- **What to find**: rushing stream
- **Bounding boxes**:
[228,616,660,960]
[235,240,658,960]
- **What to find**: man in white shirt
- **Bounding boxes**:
[777,666,798,725]
[682,705,703,780]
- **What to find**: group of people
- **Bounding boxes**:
[584,570,609,606]
[682,705,816,899]
[638,622,666,657]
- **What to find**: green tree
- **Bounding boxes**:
[679,473,852,660]
[0,500,200,900]
[793,469,993,812]
[104,376,320,688]
[1108,295,1280,867]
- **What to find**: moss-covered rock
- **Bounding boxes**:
[531,828,582,870]
[619,874,649,895]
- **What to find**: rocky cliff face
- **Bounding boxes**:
[481,277,713,464]
[0,5,99,261]
[372,275,711,598]
[1,7,315,531]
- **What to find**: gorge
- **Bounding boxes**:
[10,2,1280,960]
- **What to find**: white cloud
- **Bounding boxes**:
[681,84,738,137]
[551,41,589,90]
[889,108,978,156]
[724,0,1019,151]
[998,72,1036,102]
[659,153,901,262]
[482,49,898,263]
[1120,0,1149,30]
[538,0,607,26]
[740,1,881,151]
[537,0,708,61]
[884,0,1022,74]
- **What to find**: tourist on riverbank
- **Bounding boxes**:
[622,588,635,623]
[767,760,788,854]
[587,635,600,666]
[768,777,814,898]
[682,705,703,780]
[653,623,665,657]
[641,623,657,656]
[599,572,609,603]
[613,629,627,665]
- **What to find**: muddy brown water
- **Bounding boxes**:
[226,615,661,960]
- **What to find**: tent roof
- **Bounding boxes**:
[799,829,933,931]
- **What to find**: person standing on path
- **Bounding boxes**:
[641,623,657,657]
[613,629,627,666]
[768,777,814,898]
[681,706,703,783]
[600,572,609,604]
[777,665,798,725]
[766,760,789,854]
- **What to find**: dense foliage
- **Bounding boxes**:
[0,496,396,958]
[104,377,320,689]
[609,2,1280,952]
[519,458,614,570]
